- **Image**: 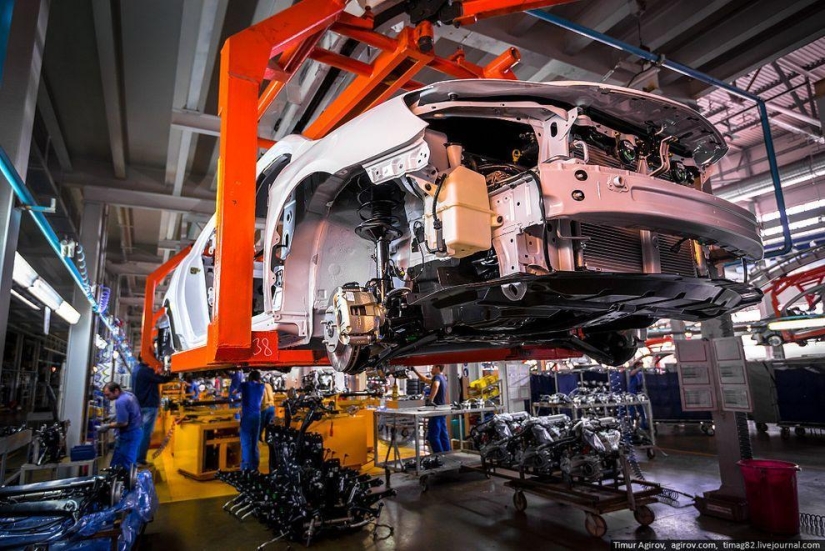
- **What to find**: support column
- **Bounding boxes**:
[0,0,49,379]
[60,203,107,447]
[699,264,748,514]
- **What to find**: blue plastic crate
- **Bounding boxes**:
[70,444,96,461]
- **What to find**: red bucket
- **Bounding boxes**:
[738,459,800,535]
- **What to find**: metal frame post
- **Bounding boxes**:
[61,203,107,447]
[0,0,48,385]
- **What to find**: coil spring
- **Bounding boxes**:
[98,286,111,314]
[354,184,403,243]
[800,512,825,536]
[76,243,91,293]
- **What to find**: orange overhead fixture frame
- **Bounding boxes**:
[146,0,577,372]
[141,244,192,371]
[767,264,825,344]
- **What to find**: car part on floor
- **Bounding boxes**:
[217,393,395,546]
[0,466,144,549]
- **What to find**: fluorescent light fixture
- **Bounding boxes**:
[10,288,40,310]
[12,252,38,287]
[55,301,81,325]
[12,252,80,325]
[760,198,825,223]
[732,309,762,324]
[768,318,825,331]
[28,279,62,310]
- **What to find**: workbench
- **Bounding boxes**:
[374,405,500,490]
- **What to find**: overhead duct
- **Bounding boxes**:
[715,151,825,203]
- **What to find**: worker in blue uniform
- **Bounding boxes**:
[627,361,648,430]
[132,357,174,466]
[239,370,265,470]
[412,364,451,453]
[228,369,244,404]
[101,382,144,469]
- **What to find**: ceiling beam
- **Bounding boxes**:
[618,0,738,52]
[162,0,229,261]
[91,0,127,179]
[436,21,608,82]
[82,186,215,215]
[106,260,161,277]
[562,0,633,56]
[662,0,820,82]
[770,61,811,117]
[35,81,73,172]
[171,108,219,136]
[682,4,825,97]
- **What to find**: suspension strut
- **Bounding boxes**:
[354,182,404,300]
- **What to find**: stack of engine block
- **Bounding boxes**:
[218,394,395,545]
[471,412,623,483]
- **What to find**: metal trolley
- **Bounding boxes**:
[462,456,660,537]
[374,405,501,491]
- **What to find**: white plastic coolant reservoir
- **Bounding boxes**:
[426,166,493,258]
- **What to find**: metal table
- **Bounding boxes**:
[20,458,97,484]
[373,405,501,490]
[0,429,32,485]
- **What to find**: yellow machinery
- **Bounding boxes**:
[469,374,501,401]
[173,409,241,481]
[157,387,374,478]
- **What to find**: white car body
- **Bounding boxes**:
[163,80,763,372]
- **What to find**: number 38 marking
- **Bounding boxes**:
[253,337,273,356]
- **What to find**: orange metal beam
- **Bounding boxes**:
[304,26,432,139]
[258,30,327,119]
[310,47,373,77]
[141,244,192,371]
[204,0,348,367]
[331,22,397,51]
[454,0,577,25]
[482,47,521,79]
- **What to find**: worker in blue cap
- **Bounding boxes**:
[239,370,265,470]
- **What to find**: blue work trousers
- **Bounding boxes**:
[427,416,451,453]
[240,414,261,470]
[111,427,143,470]
[137,407,159,464]
[260,406,275,441]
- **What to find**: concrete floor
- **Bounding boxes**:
[139,422,824,550]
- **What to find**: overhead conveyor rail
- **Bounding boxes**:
[145,0,577,373]
[0,147,135,366]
